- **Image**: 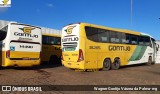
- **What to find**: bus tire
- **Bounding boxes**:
[152,61,155,65]
[146,56,152,65]
[112,58,120,70]
[103,58,111,71]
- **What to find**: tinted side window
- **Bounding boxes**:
[131,35,138,45]
[98,29,109,43]
[49,37,61,45]
[0,26,8,41]
[121,33,130,44]
[85,27,98,42]
[42,35,48,44]
[48,37,55,45]
[110,31,122,44]
[42,35,61,45]
[144,37,151,46]
[115,32,121,43]
[110,31,116,43]
[126,34,130,44]
[138,37,145,45]
[55,37,61,45]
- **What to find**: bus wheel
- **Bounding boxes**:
[112,58,120,70]
[152,61,155,65]
[103,59,111,71]
[146,56,152,65]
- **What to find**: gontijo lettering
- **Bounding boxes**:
[62,37,79,42]
[109,45,130,51]
[14,32,38,38]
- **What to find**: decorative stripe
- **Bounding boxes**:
[10,40,40,44]
[129,45,147,61]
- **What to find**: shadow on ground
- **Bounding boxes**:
[0,62,62,70]
[120,63,148,69]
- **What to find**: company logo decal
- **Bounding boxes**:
[64,26,76,34]
[0,0,11,7]
[14,27,38,39]
[108,45,130,51]
[19,27,35,34]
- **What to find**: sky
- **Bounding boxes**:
[0,0,160,39]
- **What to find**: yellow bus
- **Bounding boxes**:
[0,20,42,67]
[61,23,158,70]
[41,28,61,64]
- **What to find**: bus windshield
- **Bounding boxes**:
[0,26,8,41]
[42,35,61,45]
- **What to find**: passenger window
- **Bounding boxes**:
[131,36,138,45]
[138,37,144,45]
[48,36,61,45]
[98,29,109,42]
[42,35,48,44]
[49,37,55,45]
[54,37,61,45]
[121,33,130,44]
[110,32,116,43]
[115,32,121,43]
[85,27,98,42]
[144,37,151,46]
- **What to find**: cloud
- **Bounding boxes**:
[47,3,53,7]
[0,7,8,13]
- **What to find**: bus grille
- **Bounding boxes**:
[62,42,78,48]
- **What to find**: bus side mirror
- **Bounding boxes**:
[156,44,159,51]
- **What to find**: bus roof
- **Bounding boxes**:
[67,22,153,38]
[0,20,41,29]
[140,32,154,39]
[41,27,61,36]
[0,20,14,30]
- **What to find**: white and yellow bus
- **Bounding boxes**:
[156,41,160,63]
[61,23,157,70]
[0,20,42,67]
[41,28,61,64]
